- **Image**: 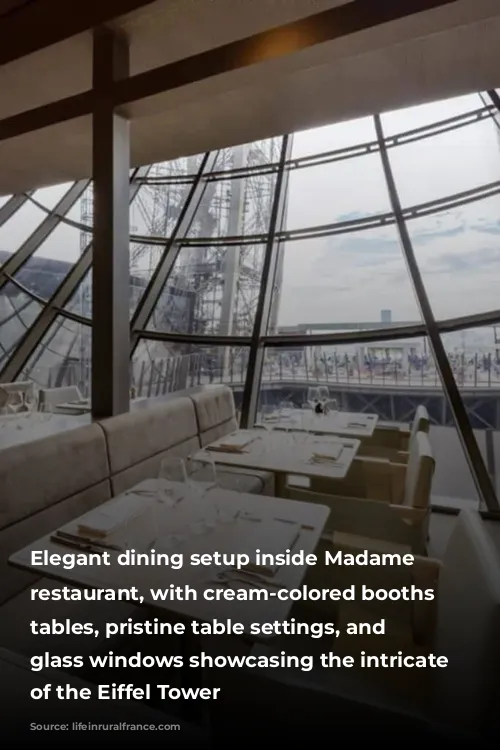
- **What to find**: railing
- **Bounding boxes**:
[24,348,500,400]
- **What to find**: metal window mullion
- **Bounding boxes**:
[130,150,219,353]
[374,113,499,512]
[0,193,30,229]
[0,167,148,383]
[239,135,292,428]
[0,180,89,291]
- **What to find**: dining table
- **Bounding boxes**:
[256,408,378,439]
[9,479,329,724]
[199,428,360,496]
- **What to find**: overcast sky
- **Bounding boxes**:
[1,91,500,334]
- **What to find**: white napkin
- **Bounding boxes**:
[310,445,343,463]
[78,495,152,538]
[207,432,255,453]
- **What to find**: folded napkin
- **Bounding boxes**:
[207,433,255,453]
[78,495,151,538]
[310,445,343,463]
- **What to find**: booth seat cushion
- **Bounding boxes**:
[0,481,111,606]
[100,396,198,476]
[0,424,109,529]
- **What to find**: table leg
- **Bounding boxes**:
[275,472,289,498]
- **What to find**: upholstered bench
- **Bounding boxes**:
[0,385,273,657]
[0,424,135,657]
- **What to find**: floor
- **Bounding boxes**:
[428,511,459,559]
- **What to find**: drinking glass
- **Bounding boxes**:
[318,387,330,404]
[259,404,276,445]
[158,456,188,504]
[306,387,320,410]
[186,453,218,501]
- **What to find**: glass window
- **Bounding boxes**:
[258,335,481,510]
[33,182,75,210]
[406,193,500,319]
[381,93,484,136]
[12,221,81,300]
[130,243,163,317]
[23,315,91,396]
[387,118,500,208]
[130,180,193,239]
[187,172,277,239]
[0,284,42,362]
[132,339,248,403]
[273,227,421,333]
[215,138,282,172]
[440,325,500,507]
[292,117,376,159]
[0,201,47,256]
[64,271,92,319]
[285,151,390,232]
[146,244,265,336]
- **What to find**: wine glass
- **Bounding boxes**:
[185,453,219,533]
[158,456,188,504]
[318,387,329,404]
[307,387,320,410]
[186,453,218,501]
[260,404,277,445]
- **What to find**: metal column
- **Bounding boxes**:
[219,145,247,374]
[91,27,131,418]
[239,135,291,428]
[374,114,499,512]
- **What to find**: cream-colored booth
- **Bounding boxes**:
[0,385,273,658]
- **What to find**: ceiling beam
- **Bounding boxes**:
[0,0,461,143]
[0,0,157,65]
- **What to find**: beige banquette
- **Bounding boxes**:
[0,385,272,656]
[249,510,500,742]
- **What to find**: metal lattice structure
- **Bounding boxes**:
[3,92,500,508]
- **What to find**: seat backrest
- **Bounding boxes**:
[410,405,430,443]
[403,431,435,508]
[0,423,111,603]
[39,385,82,408]
[98,396,200,495]
[0,381,34,397]
[432,510,500,736]
[0,423,110,530]
[189,385,238,446]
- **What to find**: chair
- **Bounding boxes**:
[359,405,430,457]
[288,432,435,553]
[0,381,35,414]
[38,385,83,412]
